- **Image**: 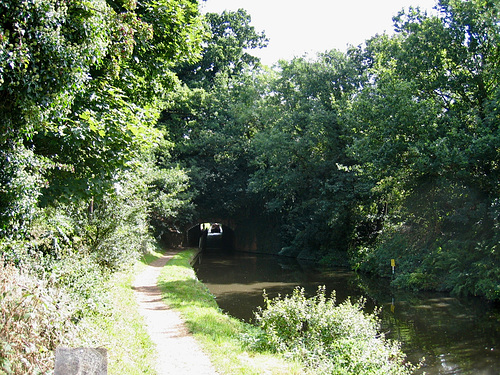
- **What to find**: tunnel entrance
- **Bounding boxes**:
[186,222,235,251]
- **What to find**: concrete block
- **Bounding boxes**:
[54,347,107,375]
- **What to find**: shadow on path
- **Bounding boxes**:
[133,249,218,375]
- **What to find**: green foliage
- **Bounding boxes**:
[162,72,268,220]
[160,10,269,223]
[50,253,110,316]
[0,0,112,141]
[356,179,500,299]
[345,0,500,300]
[0,145,44,239]
[70,167,155,271]
[175,9,268,89]
[161,0,500,302]
[251,287,416,374]
[0,0,204,273]
[118,0,205,104]
[1,156,162,306]
[148,164,195,229]
[0,0,208,372]
[0,162,172,370]
[247,51,365,256]
[36,85,162,204]
[392,0,500,117]
[1,0,204,219]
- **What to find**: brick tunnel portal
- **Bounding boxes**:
[186,221,235,251]
[180,212,282,254]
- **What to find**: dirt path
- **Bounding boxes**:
[133,249,219,375]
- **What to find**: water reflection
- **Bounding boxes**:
[381,291,500,374]
[194,251,500,375]
[194,251,367,322]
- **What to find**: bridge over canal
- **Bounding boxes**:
[160,214,282,254]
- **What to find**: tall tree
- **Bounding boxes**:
[0,0,205,237]
[348,0,500,299]
[173,8,268,89]
[248,51,366,258]
[160,9,268,220]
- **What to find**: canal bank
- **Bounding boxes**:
[153,248,304,375]
[152,248,416,374]
[194,250,500,375]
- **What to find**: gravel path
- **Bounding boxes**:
[133,249,219,375]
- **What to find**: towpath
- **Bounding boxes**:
[133,249,218,375]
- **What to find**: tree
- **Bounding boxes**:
[0,0,112,143]
[163,71,267,220]
[0,0,205,236]
[248,51,366,258]
[174,8,268,89]
[160,9,268,220]
[0,0,114,236]
[0,1,206,368]
[347,0,500,299]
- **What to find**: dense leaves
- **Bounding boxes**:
[0,146,44,238]
[245,52,361,258]
[251,287,416,374]
[347,0,500,299]
[174,9,268,89]
[0,0,113,141]
[1,0,204,201]
[165,0,499,301]
[0,0,204,369]
[161,10,269,221]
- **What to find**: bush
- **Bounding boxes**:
[2,209,110,313]
[354,183,500,301]
[72,196,147,272]
[0,145,44,239]
[0,261,78,374]
[49,254,111,317]
[251,286,417,375]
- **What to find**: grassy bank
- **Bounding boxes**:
[157,248,303,375]
[80,249,164,374]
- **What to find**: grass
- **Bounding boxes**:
[78,247,164,375]
[157,248,304,375]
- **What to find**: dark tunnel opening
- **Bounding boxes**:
[186,222,235,251]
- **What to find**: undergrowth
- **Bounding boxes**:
[0,261,77,374]
[249,286,418,375]
[0,237,162,375]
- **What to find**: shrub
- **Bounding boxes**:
[67,183,153,272]
[0,145,44,239]
[0,261,78,374]
[1,210,111,317]
[251,286,417,375]
[49,254,111,317]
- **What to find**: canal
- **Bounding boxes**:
[194,251,500,375]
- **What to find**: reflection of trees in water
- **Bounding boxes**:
[379,292,500,374]
[355,269,500,373]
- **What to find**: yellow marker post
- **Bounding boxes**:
[390,260,396,312]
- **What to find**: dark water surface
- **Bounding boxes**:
[193,251,500,375]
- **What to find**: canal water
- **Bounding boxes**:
[193,251,500,375]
